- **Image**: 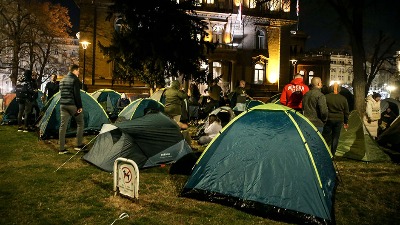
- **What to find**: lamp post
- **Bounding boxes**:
[80,41,91,89]
[289,59,298,77]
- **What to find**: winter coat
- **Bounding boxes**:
[280,78,309,110]
[15,70,36,103]
[59,72,82,108]
[164,81,187,117]
[325,92,349,123]
[302,87,328,127]
[363,95,381,138]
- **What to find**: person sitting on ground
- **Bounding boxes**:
[378,106,396,135]
[198,114,222,145]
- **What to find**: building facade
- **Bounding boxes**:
[76,0,297,96]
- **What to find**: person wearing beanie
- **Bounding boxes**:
[322,83,349,156]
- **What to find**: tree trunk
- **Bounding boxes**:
[11,42,20,87]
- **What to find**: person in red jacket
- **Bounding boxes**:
[280,74,309,111]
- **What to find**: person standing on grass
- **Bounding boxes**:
[58,64,84,154]
[322,83,349,156]
[364,92,381,139]
[42,74,59,103]
[280,73,309,112]
[16,70,36,132]
[302,77,328,132]
[164,80,188,123]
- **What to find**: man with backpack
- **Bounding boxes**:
[15,70,36,132]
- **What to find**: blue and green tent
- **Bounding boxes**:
[181,104,336,224]
[37,90,109,139]
[1,90,44,124]
[91,89,121,116]
[117,98,164,122]
[83,112,193,172]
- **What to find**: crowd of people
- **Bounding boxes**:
[279,73,388,156]
[9,66,396,155]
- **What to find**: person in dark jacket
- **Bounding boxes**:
[164,80,188,123]
[322,83,349,156]
[42,74,59,103]
[16,70,36,132]
[302,77,328,132]
[58,64,84,154]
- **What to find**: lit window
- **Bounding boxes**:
[206,0,214,4]
[256,30,265,49]
[308,71,314,84]
[254,63,264,84]
[213,62,221,79]
[249,0,256,8]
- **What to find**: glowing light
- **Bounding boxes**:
[267,58,280,83]
[387,85,396,92]
[329,80,340,86]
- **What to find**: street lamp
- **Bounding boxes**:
[80,41,91,89]
[289,59,298,77]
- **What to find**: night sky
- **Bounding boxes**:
[56,0,400,51]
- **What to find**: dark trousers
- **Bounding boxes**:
[59,105,84,150]
[18,101,33,128]
[322,120,343,156]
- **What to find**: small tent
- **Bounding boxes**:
[1,91,44,125]
[182,104,336,224]
[380,98,400,117]
[149,88,166,104]
[37,90,109,139]
[336,110,390,162]
[245,99,264,109]
[91,89,121,116]
[117,98,164,122]
[83,112,193,172]
[378,116,400,150]
[265,93,281,104]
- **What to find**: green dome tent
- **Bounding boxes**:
[83,112,193,172]
[91,89,121,116]
[1,90,44,125]
[37,90,110,139]
[117,98,164,122]
[149,88,166,104]
[182,104,336,224]
[336,111,390,162]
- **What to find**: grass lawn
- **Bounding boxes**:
[0,120,399,225]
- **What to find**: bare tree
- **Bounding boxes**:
[0,0,33,86]
[323,0,397,113]
[0,0,71,87]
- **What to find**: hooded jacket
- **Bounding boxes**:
[280,77,309,110]
[365,95,381,121]
[164,80,187,117]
